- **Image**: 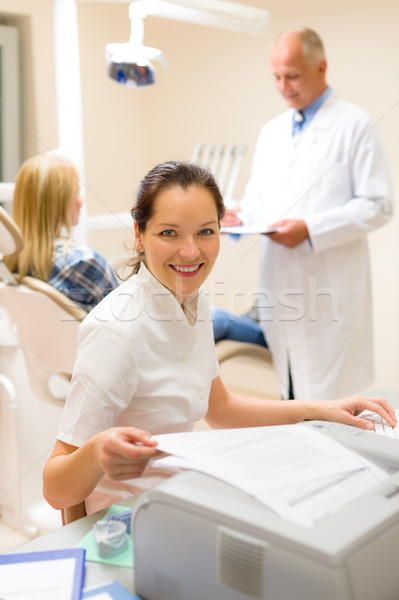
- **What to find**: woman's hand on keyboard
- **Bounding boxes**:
[313,395,397,430]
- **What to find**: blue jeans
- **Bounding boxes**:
[210,306,267,348]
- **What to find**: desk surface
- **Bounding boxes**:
[6,496,138,593]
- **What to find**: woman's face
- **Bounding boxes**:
[135,184,220,302]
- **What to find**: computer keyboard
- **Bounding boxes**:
[360,409,399,439]
[303,410,399,470]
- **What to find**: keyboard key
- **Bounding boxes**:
[360,409,399,439]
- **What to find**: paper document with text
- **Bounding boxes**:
[154,425,389,527]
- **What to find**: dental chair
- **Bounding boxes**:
[0,206,86,536]
[215,340,281,400]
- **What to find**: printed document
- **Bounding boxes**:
[154,425,390,527]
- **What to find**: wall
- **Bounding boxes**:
[0,0,398,392]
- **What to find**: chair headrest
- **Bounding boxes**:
[22,276,87,322]
[0,206,23,256]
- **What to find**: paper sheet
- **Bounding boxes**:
[0,557,79,600]
[154,425,390,527]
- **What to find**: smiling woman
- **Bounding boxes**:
[134,185,220,302]
[42,161,397,519]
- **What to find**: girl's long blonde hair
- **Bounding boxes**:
[4,154,80,280]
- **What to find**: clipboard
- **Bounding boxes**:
[221,224,280,235]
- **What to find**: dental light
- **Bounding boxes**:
[105,0,269,88]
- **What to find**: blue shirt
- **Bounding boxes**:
[49,239,119,311]
[292,87,332,135]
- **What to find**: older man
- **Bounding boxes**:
[221,27,393,400]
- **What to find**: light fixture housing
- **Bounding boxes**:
[105,0,269,88]
[105,15,165,88]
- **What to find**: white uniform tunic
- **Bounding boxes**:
[240,92,393,400]
[58,263,219,512]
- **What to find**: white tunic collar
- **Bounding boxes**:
[137,261,199,325]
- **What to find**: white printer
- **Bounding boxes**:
[132,469,399,600]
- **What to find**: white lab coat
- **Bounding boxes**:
[240,92,393,400]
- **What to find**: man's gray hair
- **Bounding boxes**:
[298,28,325,66]
[274,27,326,67]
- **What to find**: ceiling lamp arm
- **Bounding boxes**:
[129,15,145,45]
[106,0,268,88]
[128,0,269,36]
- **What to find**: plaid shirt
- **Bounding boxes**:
[49,239,119,312]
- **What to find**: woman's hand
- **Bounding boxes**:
[311,395,397,430]
[220,207,242,227]
[43,427,160,510]
[96,427,160,480]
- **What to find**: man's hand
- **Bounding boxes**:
[266,219,309,248]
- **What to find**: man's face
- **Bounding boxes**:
[270,37,327,111]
